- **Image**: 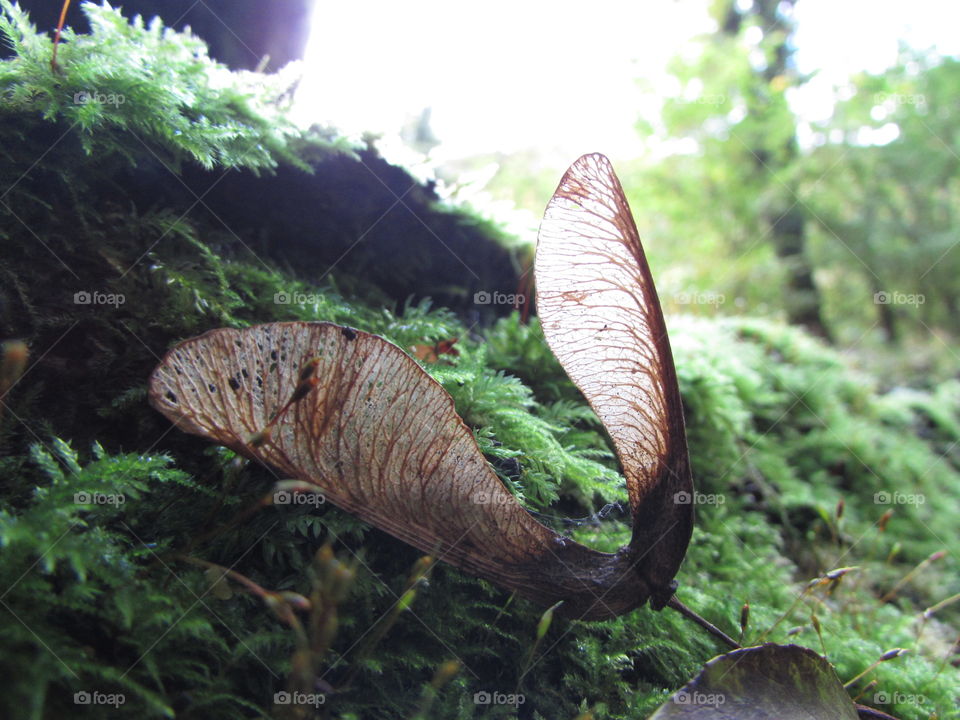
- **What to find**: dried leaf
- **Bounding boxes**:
[410,338,459,363]
[649,644,861,719]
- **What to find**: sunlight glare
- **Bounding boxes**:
[294,0,958,161]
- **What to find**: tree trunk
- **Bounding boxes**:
[769,208,832,339]
[731,0,833,341]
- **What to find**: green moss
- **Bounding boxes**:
[0,0,342,172]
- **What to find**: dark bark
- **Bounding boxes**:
[875,293,900,343]
[11,0,314,70]
[769,207,833,340]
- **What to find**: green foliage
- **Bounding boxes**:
[4,301,959,718]
[0,438,265,719]
[805,51,960,348]
[668,317,960,719]
[0,0,347,173]
[429,330,623,512]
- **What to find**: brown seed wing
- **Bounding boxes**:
[535,153,693,595]
[148,321,645,616]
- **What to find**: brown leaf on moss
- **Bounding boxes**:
[649,644,862,719]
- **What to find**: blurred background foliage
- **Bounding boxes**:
[478,1,959,385]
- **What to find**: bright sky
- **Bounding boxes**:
[294,0,958,163]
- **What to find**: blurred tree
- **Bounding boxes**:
[647,0,831,339]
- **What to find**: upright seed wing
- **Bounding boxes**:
[534,153,693,598]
